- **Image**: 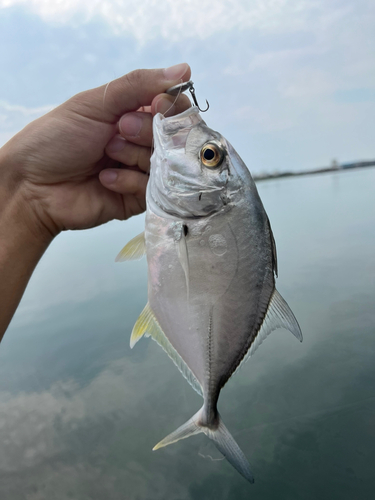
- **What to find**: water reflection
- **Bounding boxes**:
[1,169,375,498]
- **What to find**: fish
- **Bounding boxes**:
[117,106,302,483]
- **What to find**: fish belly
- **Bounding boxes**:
[145,199,274,398]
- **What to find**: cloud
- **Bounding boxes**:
[0,0,330,43]
[0,101,54,117]
[0,358,141,473]
[278,68,335,99]
[234,104,295,133]
[1,0,374,170]
[0,101,55,145]
[0,380,83,472]
[0,354,197,499]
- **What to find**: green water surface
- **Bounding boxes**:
[1,168,374,499]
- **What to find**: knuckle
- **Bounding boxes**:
[66,90,93,115]
[177,94,191,110]
[139,148,151,170]
[124,69,144,91]
[135,173,148,196]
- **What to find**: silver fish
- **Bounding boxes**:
[117,106,302,482]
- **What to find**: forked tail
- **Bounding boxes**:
[153,407,254,483]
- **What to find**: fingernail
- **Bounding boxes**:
[156,99,176,117]
[101,170,118,184]
[164,63,188,80]
[106,135,126,153]
[120,114,143,137]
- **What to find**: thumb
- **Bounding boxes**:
[69,64,191,123]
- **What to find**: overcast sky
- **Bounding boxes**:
[1,0,374,173]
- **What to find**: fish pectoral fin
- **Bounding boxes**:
[246,288,302,360]
[177,229,190,301]
[130,303,203,396]
[115,232,146,262]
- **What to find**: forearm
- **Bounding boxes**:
[0,65,192,338]
[0,185,53,340]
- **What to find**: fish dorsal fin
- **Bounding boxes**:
[130,303,203,396]
[266,216,278,277]
[115,232,146,262]
[236,289,302,372]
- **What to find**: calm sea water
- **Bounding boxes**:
[1,168,374,499]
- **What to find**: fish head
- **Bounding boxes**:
[149,106,252,218]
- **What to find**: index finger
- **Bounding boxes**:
[73,64,191,123]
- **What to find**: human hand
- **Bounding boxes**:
[0,64,191,240]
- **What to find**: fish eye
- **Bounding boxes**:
[200,142,225,168]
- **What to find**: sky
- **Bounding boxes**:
[1,3,375,493]
[0,0,374,173]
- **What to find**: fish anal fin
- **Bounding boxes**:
[237,289,302,370]
[130,302,153,348]
[130,303,203,396]
[116,232,145,262]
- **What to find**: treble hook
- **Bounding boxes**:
[189,84,210,112]
[166,80,210,112]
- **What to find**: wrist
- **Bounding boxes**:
[0,186,55,263]
[0,184,54,338]
[0,150,55,338]
[0,142,58,246]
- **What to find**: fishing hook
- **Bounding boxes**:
[166,80,210,112]
[188,84,210,112]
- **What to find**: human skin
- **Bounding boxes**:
[0,63,192,340]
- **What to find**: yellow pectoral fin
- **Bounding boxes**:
[130,303,154,348]
[115,232,146,262]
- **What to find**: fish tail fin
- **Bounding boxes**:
[152,409,203,450]
[153,408,254,483]
[203,413,254,483]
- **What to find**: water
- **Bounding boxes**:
[1,168,374,499]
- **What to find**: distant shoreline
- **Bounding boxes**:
[253,159,375,182]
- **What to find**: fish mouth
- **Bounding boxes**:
[153,106,203,151]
